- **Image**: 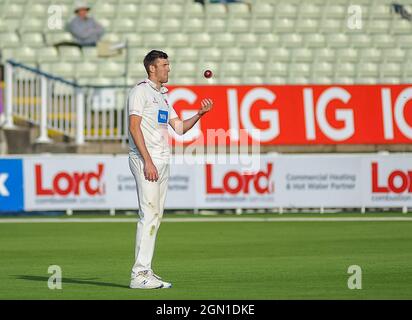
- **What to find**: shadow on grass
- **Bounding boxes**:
[13,275,129,289]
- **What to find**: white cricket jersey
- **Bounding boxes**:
[127,78,178,162]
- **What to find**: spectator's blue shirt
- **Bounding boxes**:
[66,16,105,46]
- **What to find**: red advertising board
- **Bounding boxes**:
[167,85,412,145]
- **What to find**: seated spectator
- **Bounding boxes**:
[66,1,105,47]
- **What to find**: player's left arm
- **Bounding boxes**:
[169,98,213,135]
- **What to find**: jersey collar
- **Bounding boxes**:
[146,78,168,94]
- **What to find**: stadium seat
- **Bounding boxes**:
[0,19,20,32]
[128,63,147,78]
[396,35,412,49]
[167,33,189,48]
[273,18,295,33]
[250,19,272,33]
[312,62,334,76]
[257,34,279,48]
[99,61,124,78]
[221,62,242,77]
[320,19,343,33]
[335,63,356,76]
[227,3,250,19]
[172,77,196,85]
[323,4,346,19]
[175,48,198,62]
[138,4,160,18]
[349,34,372,48]
[304,34,326,48]
[45,32,74,46]
[36,47,60,64]
[20,18,45,33]
[335,48,358,62]
[266,62,288,77]
[358,48,381,62]
[333,77,354,84]
[378,77,400,84]
[20,33,45,48]
[371,34,395,48]
[297,3,319,18]
[142,33,166,48]
[366,19,391,34]
[190,33,212,48]
[160,19,182,34]
[137,18,158,33]
[279,33,302,48]
[13,46,37,64]
[58,46,83,62]
[243,62,265,77]
[325,33,349,48]
[94,3,116,18]
[219,77,241,85]
[245,47,267,62]
[222,47,245,61]
[161,4,184,18]
[42,62,76,79]
[288,76,309,84]
[198,48,222,62]
[313,48,335,62]
[269,48,290,62]
[116,2,140,20]
[291,48,313,62]
[112,19,135,33]
[296,19,319,33]
[24,3,48,18]
[236,33,258,47]
[265,76,286,84]
[227,19,250,33]
[379,63,402,77]
[173,62,196,77]
[310,76,333,84]
[275,3,297,18]
[0,32,20,47]
[251,3,274,19]
[357,62,379,77]
[356,77,377,84]
[369,4,392,19]
[211,33,235,48]
[381,48,405,62]
[289,63,311,77]
[205,18,226,33]
[75,62,98,78]
[242,76,264,84]
[391,20,412,34]
[182,18,204,33]
[2,4,24,18]
[184,3,204,19]
[205,3,227,19]
[123,33,143,48]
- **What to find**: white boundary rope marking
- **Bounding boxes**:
[0,217,412,223]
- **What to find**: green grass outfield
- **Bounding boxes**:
[1,212,412,299]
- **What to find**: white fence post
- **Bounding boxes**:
[4,62,15,129]
[36,75,51,143]
[76,88,85,145]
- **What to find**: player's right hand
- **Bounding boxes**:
[144,160,159,182]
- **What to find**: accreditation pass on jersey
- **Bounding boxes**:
[157,109,169,126]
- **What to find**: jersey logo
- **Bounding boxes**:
[158,110,168,124]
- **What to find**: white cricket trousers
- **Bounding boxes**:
[129,155,169,275]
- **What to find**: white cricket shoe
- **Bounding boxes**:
[149,271,172,289]
[130,270,163,289]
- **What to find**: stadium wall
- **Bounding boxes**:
[0,153,411,214]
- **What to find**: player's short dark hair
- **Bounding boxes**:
[143,50,168,75]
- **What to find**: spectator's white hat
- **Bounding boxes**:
[74,0,90,13]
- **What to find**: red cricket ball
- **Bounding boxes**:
[204,70,213,79]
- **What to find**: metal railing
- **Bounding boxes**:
[3,60,129,145]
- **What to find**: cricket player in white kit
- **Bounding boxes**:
[128,50,213,289]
